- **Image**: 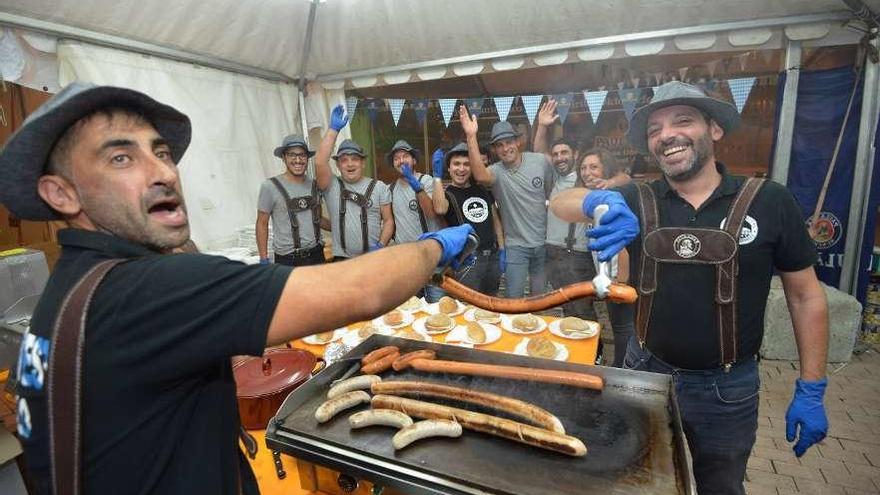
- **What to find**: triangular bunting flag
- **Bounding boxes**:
[493,96,515,122]
[464,97,485,118]
[727,77,756,114]
[438,98,458,127]
[618,88,643,122]
[386,98,405,127]
[364,98,384,124]
[583,90,608,125]
[345,96,358,119]
[553,93,574,124]
[520,95,543,124]
[411,99,429,126]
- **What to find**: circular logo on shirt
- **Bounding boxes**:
[673,233,701,259]
[807,211,842,250]
[531,177,544,189]
[365,198,373,208]
[719,215,759,245]
[298,198,309,209]
[409,199,419,211]
[462,197,490,223]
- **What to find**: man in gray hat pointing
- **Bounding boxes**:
[2,83,475,494]
[550,81,828,494]
[255,134,327,266]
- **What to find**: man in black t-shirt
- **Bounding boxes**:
[550,82,829,495]
[1,83,474,495]
[433,143,504,294]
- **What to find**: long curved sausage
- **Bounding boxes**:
[408,358,604,391]
[328,375,381,399]
[392,350,436,371]
[373,395,586,457]
[348,409,413,429]
[436,274,637,312]
[362,346,400,366]
[372,380,565,434]
[361,350,400,374]
[315,391,370,423]
[392,419,463,450]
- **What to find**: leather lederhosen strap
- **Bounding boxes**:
[269,177,321,250]
[49,259,124,495]
[634,178,765,367]
[564,223,578,250]
[390,180,429,239]
[338,176,377,254]
[444,189,467,226]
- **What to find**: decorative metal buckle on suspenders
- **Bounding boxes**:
[723,363,733,373]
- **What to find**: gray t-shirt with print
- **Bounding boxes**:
[257,175,322,255]
[322,176,391,258]
[488,152,554,248]
[546,170,589,252]
[390,174,442,243]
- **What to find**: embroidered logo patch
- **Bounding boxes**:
[462,197,489,223]
[673,233,701,258]
[298,198,309,209]
[719,214,759,245]
[807,211,842,250]
[409,199,419,211]
[531,177,544,189]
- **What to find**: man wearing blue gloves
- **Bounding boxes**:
[551,81,828,495]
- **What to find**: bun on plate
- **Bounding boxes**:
[425,313,454,333]
[438,296,458,314]
[512,314,539,332]
[526,336,558,359]
[465,322,487,344]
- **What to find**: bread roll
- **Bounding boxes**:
[438,296,458,314]
[398,296,422,311]
[465,322,487,344]
[474,309,500,323]
[526,337,558,359]
[512,314,539,332]
[313,331,335,343]
[358,324,377,339]
[384,310,404,326]
[425,313,454,333]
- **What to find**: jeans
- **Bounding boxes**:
[459,250,501,295]
[505,245,546,298]
[607,301,635,367]
[624,337,759,495]
[544,245,597,320]
[423,283,446,303]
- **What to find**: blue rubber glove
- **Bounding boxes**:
[582,190,639,262]
[498,248,507,273]
[418,224,476,269]
[785,377,829,457]
[432,148,445,179]
[401,164,423,192]
[369,242,384,251]
[329,104,349,132]
[259,258,270,265]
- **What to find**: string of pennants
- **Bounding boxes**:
[346,77,758,128]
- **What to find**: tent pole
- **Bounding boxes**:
[296,0,320,177]
[840,30,880,294]
[770,38,801,185]
[423,109,430,175]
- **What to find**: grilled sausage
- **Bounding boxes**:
[315,391,370,423]
[348,409,413,429]
[392,419,463,450]
[361,350,400,375]
[372,395,587,457]
[328,375,382,399]
[362,346,400,366]
[371,380,565,434]
[408,358,604,391]
[391,350,436,371]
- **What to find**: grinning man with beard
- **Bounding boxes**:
[256,134,327,266]
[314,104,394,260]
[550,82,829,495]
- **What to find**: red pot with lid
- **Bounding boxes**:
[234,347,325,430]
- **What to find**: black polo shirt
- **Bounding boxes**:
[443,183,498,252]
[15,229,291,495]
[617,164,817,369]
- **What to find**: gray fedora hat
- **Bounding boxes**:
[0,82,191,221]
[627,81,740,153]
[489,121,522,144]
[273,134,314,158]
[331,139,368,160]
[385,139,421,166]
[444,142,469,168]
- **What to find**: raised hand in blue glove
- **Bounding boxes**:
[582,190,639,262]
[418,224,476,269]
[498,248,507,273]
[369,242,384,251]
[401,164,423,192]
[785,377,829,457]
[329,104,349,132]
[432,148,445,179]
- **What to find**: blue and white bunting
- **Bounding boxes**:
[618,88,643,122]
[727,77,756,114]
[411,99,429,126]
[364,98,384,124]
[493,96,515,122]
[520,95,543,124]
[465,97,485,118]
[438,98,458,127]
[553,93,574,124]
[345,96,358,119]
[386,98,405,126]
[583,90,608,125]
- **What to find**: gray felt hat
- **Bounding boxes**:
[444,142,469,168]
[273,134,314,158]
[332,139,368,160]
[626,81,740,153]
[0,82,191,221]
[488,121,522,144]
[385,139,421,166]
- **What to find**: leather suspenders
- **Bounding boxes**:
[390,180,429,235]
[635,178,765,368]
[444,189,467,226]
[269,177,321,249]
[338,177,377,254]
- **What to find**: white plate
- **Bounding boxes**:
[513,337,569,361]
[412,316,456,335]
[301,327,347,345]
[397,296,427,313]
[394,328,433,342]
[424,301,466,317]
[445,323,502,345]
[548,319,600,340]
[341,325,395,347]
[499,314,547,335]
[462,308,502,324]
[373,311,415,330]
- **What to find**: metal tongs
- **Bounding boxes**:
[590,204,613,300]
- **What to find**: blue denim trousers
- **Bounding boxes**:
[458,250,502,295]
[624,338,759,495]
[505,245,546,298]
[544,245,598,320]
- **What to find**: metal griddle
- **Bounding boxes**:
[266,335,696,495]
